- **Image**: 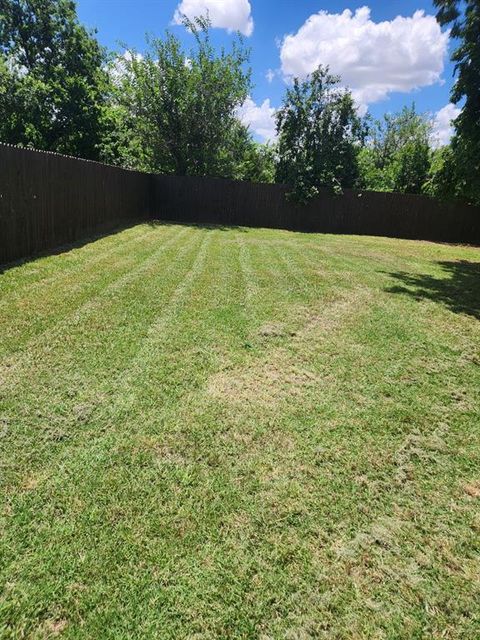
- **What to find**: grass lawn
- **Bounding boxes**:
[1,221,479,639]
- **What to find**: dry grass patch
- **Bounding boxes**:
[207,288,372,411]
[207,358,319,409]
[463,482,480,498]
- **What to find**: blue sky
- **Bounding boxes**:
[76,0,459,145]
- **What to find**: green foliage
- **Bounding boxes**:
[358,105,432,194]
[394,140,432,194]
[433,0,480,204]
[102,16,252,177]
[357,147,395,193]
[97,82,151,170]
[275,66,362,203]
[234,140,276,183]
[423,146,454,199]
[0,0,109,159]
[206,120,275,183]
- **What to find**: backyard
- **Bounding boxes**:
[0,221,479,638]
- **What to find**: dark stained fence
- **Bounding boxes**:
[2,143,480,265]
[153,174,480,245]
[0,144,152,264]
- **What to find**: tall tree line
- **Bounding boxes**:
[0,0,478,205]
[431,0,480,205]
[0,0,108,159]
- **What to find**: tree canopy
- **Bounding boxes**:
[358,105,432,194]
[0,0,108,159]
[102,16,252,177]
[0,0,478,204]
[432,0,480,204]
[275,66,362,202]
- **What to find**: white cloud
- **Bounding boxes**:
[265,69,275,83]
[431,103,460,147]
[173,0,253,36]
[237,97,277,142]
[280,6,449,106]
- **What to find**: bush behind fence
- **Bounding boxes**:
[1,144,479,264]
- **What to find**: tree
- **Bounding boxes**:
[358,105,432,194]
[423,146,456,198]
[234,140,276,183]
[105,16,251,177]
[0,0,109,159]
[275,66,362,202]
[433,0,480,204]
[97,60,150,170]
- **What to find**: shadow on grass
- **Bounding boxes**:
[0,218,149,276]
[0,218,251,275]
[386,260,480,320]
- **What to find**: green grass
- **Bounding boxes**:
[1,221,479,639]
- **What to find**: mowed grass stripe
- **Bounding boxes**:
[240,233,351,345]
[236,232,258,322]
[47,236,381,637]
[0,227,199,398]
[0,222,148,297]
[0,225,191,371]
[67,227,242,442]
[5,227,237,484]
[0,224,183,359]
[0,223,167,329]
[155,274,472,638]
[97,228,216,419]
[0,229,215,484]
[0,229,250,634]
[242,237,331,341]
[0,228,204,482]
[239,237,302,330]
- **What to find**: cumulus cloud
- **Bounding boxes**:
[280,6,449,106]
[237,97,277,142]
[173,0,253,36]
[431,103,460,147]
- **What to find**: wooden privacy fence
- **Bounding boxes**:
[0,144,152,264]
[153,174,480,245]
[1,143,480,264]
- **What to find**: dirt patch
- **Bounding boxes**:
[463,482,480,498]
[22,475,43,491]
[333,516,408,559]
[40,619,68,636]
[258,322,290,338]
[135,436,187,466]
[394,428,449,486]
